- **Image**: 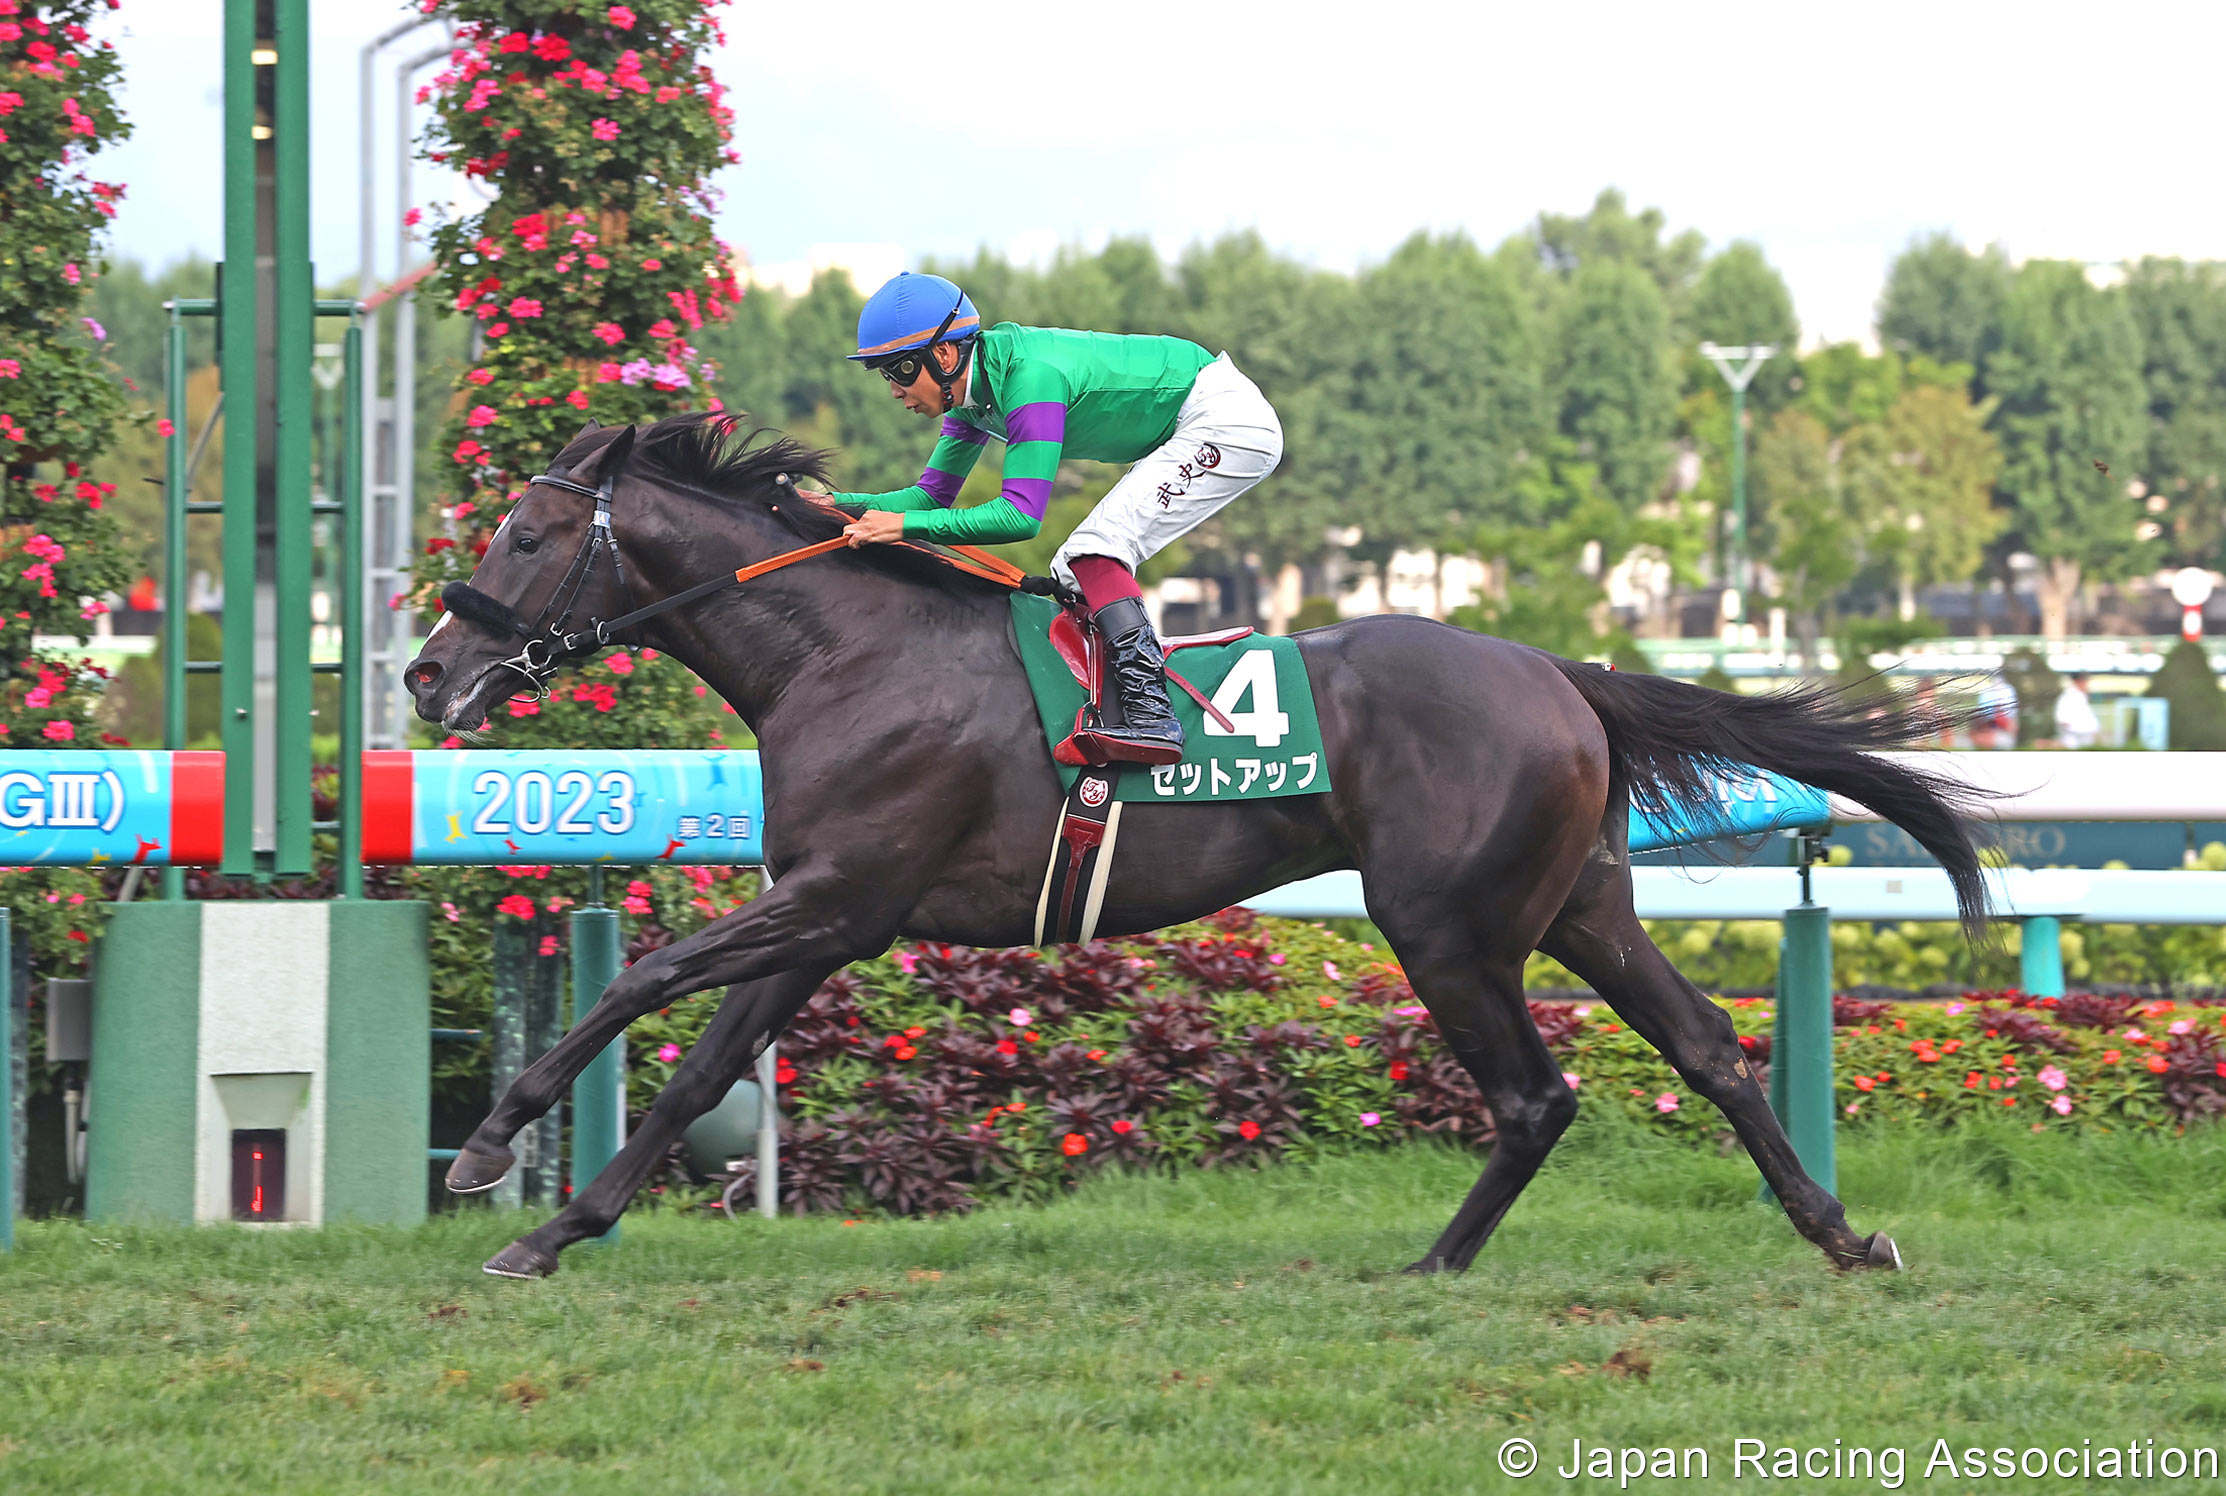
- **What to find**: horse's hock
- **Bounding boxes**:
[84,900,430,1227]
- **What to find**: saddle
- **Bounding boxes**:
[1043,598,1254,767]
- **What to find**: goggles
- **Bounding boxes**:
[868,293,968,386]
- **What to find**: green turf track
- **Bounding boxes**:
[6,1119,2226,1494]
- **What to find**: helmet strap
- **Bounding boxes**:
[928,339,972,414]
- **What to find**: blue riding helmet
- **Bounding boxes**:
[848,272,979,363]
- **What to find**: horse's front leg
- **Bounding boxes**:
[448,864,901,1194]
[482,960,838,1277]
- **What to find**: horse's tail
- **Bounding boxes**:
[1547,660,1992,937]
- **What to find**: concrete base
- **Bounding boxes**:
[87,899,428,1226]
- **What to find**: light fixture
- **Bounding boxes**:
[251,46,278,65]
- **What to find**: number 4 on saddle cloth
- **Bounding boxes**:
[1006,591,1333,944]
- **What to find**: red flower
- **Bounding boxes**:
[532,34,570,61]
[1343,1035,1363,1047]
[1388,1061,1409,1081]
[425,536,455,554]
[2146,1055,2169,1073]
[1110,1119,1134,1134]
[774,1063,797,1085]
[1852,1076,1875,1092]
[1236,1120,1262,1142]
[1964,1071,1982,1089]
[894,1045,916,1061]
[1060,1133,1088,1157]
[2102,1049,2122,1064]
[497,894,536,920]
[1085,1049,1106,1061]
[466,367,494,385]
[156,417,174,437]
[499,31,530,53]
[994,1039,1017,1056]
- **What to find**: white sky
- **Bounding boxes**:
[95,0,2226,347]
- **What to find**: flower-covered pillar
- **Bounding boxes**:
[411,0,743,613]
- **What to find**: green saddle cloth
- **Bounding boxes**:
[1008,592,1332,803]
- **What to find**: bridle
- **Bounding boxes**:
[443,467,850,701]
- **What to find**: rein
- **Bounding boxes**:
[446,468,1031,700]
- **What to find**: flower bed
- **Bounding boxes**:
[627,909,2226,1218]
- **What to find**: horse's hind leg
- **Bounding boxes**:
[1538,861,1898,1272]
[1374,909,1579,1275]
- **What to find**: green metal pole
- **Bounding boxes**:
[271,0,313,877]
[1775,901,1837,1197]
[217,0,258,876]
[337,316,365,898]
[162,308,189,900]
[1729,381,1748,607]
[570,865,624,1244]
[489,920,528,1212]
[0,908,11,1252]
[2020,916,2066,998]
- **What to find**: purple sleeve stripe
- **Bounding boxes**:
[1003,475,1053,521]
[941,416,990,446]
[1004,401,1067,447]
[918,467,964,505]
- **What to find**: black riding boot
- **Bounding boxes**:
[1089,596,1185,766]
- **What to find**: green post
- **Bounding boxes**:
[162,307,189,900]
[1773,902,1837,1197]
[337,315,365,898]
[570,865,624,1244]
[1728,380,1747,601]
[0,908,11,1252]
[2020,916,2066,999]
[217,0,258,875]
[270,0,313,876]
[489,921,529,1212]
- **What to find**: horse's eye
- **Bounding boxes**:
[515,534,540,554]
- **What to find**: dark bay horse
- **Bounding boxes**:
[407,415,1986,1280]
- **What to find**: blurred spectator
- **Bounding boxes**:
[1972,670,2018,749]
[2055,673,2100,749]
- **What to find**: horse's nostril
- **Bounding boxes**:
[410,659,444,690]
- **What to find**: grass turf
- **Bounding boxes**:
[6,1119,2226,1494]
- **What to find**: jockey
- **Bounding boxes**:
[818,271,1283,766]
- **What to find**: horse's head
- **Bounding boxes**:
[406,420,641,731]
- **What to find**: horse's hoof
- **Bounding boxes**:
[1402,1255,1453,1276]
[1862,1231,1904,1271]
[482,1240,559,1279]
[445,1142,515,1194]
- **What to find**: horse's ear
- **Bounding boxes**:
[570,423,638,482]
[572,418,602,441]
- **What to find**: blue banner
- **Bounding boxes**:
[366,750,764,866]
[1627,769,1831,853]
[0,751,223,867]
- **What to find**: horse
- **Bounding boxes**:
[407,414,1987,1280]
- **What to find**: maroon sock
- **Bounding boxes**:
[1070,555,1142,612]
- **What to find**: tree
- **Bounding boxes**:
[1986,260,2151,636]
[1547,258,1674,515]
[0,0,137,748]
[1526,187,1706,324]
[1877,233,2014,381]
[1749,408,1862,670]
[412,0,745,618]
[1318,233,1543,598]
[1843,384,2005,619]
[2147,639,2226,750]
[1686,241,1800,414]
[2123,258,2226,570]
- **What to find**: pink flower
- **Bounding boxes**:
[1008,1007,1031,1027]
[590,117,620,142]
[2049,1094,2073,1115]
[2038,1065,2068,1092]
[1266,952,1286,965]
[2170,1020,2193,1036]
[506,296,542,318]
[440,901,462,923]
[1392,1004,1427,1017]
[1322,960,1341,982]
[621,895,651,914]
[81,316,104,340]
[608,4,636,26]
[24,687,50,709]
[607,653,634,675]
[465,404,498,428]
[156,416,174,435]
[641,258,662,272]
[466,367,494,385]
[403,207,422,227]
[42,720,74,741]
[61,262,80,284]
[538,935,559,957]
[1944,1002,1965,1016]
[595,362,623,383]
[497,894,536,919]
[1654,1093,1680,1114]
[507,698,539,717]
[657,1043,681,1063]
[591,321,624,345]
[897,950,919,975]
[1563,1072,1582,1089]
[0,360,17,378]
[1359,1112,1381,1127]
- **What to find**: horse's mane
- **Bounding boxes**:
[566,412,1016,595]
